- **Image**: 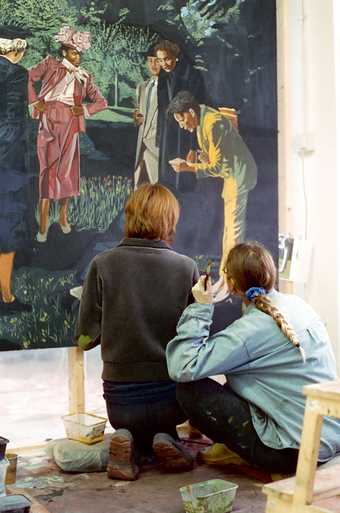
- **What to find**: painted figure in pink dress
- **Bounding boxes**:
[28,26,107,242]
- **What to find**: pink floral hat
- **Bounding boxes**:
[55,26,91,53]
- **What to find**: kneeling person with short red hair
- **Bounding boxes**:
[76,184,199,480]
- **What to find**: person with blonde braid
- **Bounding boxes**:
[248,289,306,362]
[166,241,340,473]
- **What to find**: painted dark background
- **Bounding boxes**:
[0,0,277,349]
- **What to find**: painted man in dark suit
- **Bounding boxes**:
[155,40,206,192]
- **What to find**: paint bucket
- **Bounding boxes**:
[0,440,9,462]
[0,494,31,513]
[62,413,107,444]
[5,454,17,485]
[180,479,239,513]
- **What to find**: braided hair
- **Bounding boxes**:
[225,242,306,362]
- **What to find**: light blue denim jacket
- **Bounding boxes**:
[166,290,340,461]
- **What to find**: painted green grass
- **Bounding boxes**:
[0,268,77,349]
[69,175,132,231]
[3,178,216,349]
[0,258,218,349]
[4,174,132,348]
[37,175,133,232]
[90,107,134,123]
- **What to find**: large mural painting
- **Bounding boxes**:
[0,0,277,350]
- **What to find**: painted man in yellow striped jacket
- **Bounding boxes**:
[168,91,257,272]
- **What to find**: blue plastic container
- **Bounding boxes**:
[0,494,31,513]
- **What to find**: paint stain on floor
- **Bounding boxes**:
[8,448,268,513]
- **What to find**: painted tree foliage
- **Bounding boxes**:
[159,0,242,43]
[0,0,244,106]
[0,0,157,105]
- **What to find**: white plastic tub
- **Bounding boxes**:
[180,479,238,513]
[62,413,107,445]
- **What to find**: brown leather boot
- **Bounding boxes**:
[152,433,194,472]
[107,429,139,480]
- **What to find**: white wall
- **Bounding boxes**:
[277,0,340,368]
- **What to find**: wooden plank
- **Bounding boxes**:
[263,483,292,501]
[307,398,340,418]
[263,465,340,503]
[8,443,47,455]
[265,497,334,513]
[304,382,340,401]
[292,401,323,507]
[68,346,85,414]
[264,497,289,513]
[265,495,340,513]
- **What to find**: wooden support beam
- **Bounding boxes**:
[292,400,323,509]
[263,381,340,513]
[68,346,85,414]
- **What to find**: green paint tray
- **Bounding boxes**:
[180,479,238,513]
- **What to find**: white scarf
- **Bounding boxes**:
[61,58,89,84]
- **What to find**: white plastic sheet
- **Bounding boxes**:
[0,346,109,448]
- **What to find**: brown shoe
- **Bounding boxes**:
[107,429,139,480]
[152,433,194,472]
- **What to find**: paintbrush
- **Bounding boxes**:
[203,259,213,290]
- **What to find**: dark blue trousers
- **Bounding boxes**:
[103,380,186,454]
[176,378,299,474]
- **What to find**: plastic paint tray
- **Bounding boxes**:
[180,479,238,513]
[5,453,18,485]
[0,494,31,513]
[62,413,107,444]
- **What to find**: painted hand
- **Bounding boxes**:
[34,100,46,113]
[186,149,198,163]
[133,109,144,125]
[71,105,84,116]
[198,151,209,163]
[169,158,196,173]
